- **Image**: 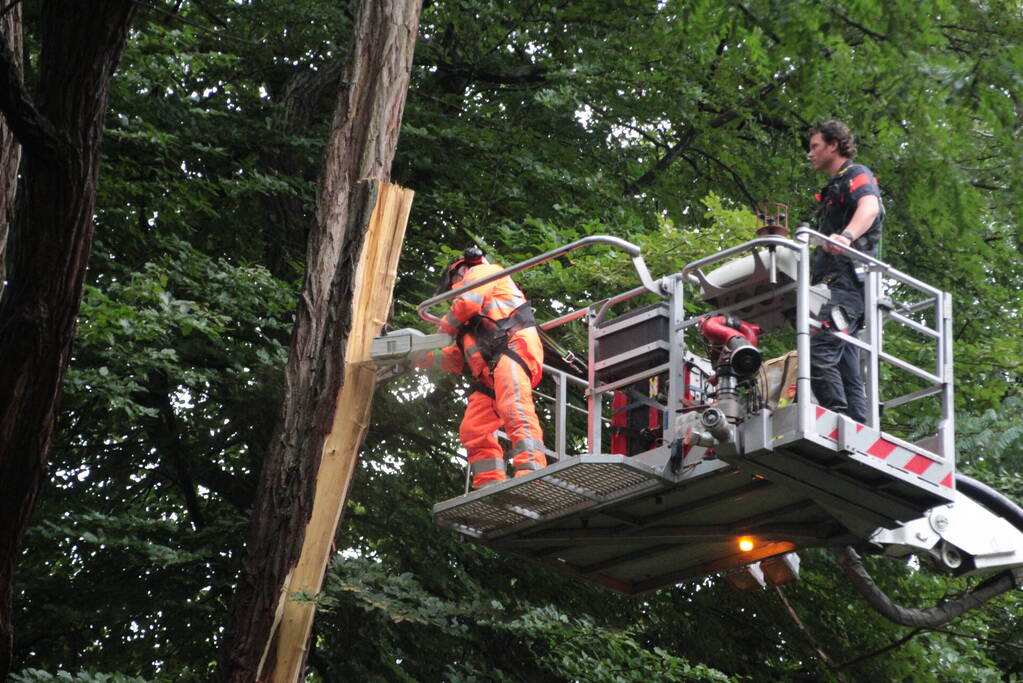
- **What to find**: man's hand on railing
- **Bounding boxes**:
[822,233,853,255]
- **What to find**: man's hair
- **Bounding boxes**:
[808,120,857,158]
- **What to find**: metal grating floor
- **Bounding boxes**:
[551,461,659,496]
[433,456,666,539]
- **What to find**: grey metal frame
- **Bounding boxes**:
[420,231,955,481]
[413,228,1023,601]
[418,235,662,325]
[675,230,954,463]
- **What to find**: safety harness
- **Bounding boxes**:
[458,302,537,398]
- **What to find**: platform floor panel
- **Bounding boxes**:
[491,474,841,574]
[741,404,955,527]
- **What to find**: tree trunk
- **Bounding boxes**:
[0,1,137,676]
[218,1,422,680]
[0,1,21,293]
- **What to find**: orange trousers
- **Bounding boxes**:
[459,352,546,488]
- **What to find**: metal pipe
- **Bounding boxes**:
[541,283,655,332]
[665,275,685,447]
[681,236,800,280]
[832,330,874,353]
[586,307,601,455]
[884,309,942,340]
[794,227,944,299]
[542,363,588,387]
[418,235,654,324]
[590,363,671,396]
[895,298,940,316]
[878,350,943,385]
[795,233,812,436]
[882,384,943,410]
[864,268,881,429]
[554,375,567,458]
[700,407,733,443]
[940,292,956,462]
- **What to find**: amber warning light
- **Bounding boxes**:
[738,536,755,552]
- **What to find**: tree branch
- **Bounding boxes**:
[628,126,703,191]
[832,7,887,42]
[433,60,550,86]
[628,73,789,191]
[125,0,260,46]
[834,627,926,670]
[0,26,68,159]
[687,146,759,209]
[774,585,849,681]
[583,102,669,149]
[930,626,1023,650]
[734,2,781,44]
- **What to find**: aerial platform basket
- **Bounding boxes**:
[432,404,955,593]
[422,232,960,593]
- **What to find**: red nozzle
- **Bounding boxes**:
[698,315,761,347]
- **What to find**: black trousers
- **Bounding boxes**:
[810,276,867,423]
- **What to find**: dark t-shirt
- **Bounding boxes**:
[811,160,884,283]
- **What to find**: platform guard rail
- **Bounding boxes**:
[418,231,954,483]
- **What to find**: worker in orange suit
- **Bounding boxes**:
[416,246,547,489]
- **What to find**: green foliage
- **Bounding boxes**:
[17,235,294,676]
[500,606,733,682]
[10,671,151,683]
[313,556,733,682]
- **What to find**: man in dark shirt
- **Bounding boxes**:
[806,120,883,423]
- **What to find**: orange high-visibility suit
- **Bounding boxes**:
[422,263,546,488]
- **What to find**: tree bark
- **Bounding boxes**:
[0,1,21,293]
[0,1,137,676]
[218,1,422,680]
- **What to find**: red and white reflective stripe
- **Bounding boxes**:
[814,406,954,489]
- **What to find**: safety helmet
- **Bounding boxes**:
[435,246,487,293]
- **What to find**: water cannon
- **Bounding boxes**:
[697,315,762,377]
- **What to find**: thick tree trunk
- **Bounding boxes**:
[0,1,137,676]
[0,2,21,292]
[218,1,422,680]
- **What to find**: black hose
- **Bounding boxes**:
[833,472,1023,628]
[955,472,1023,532]
[833,546,1015,628]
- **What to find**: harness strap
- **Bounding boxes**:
[501,346,534,383]
[459,302,538,392]
[537,326,586,375]
[495,302,536,335]
[463,348,533,398]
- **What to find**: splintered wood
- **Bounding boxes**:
[261,180,413,682]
